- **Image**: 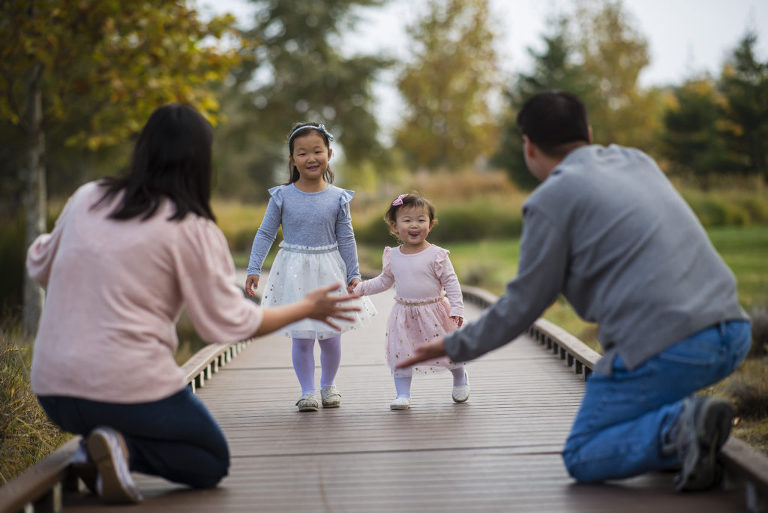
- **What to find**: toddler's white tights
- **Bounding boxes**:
[392,366,467,398]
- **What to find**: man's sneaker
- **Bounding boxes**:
[296,392,319,412]
[321,385,342,408]
[674,396,734,492]
[390,397,411,410]
[86,427,142,504]
[452,373,470,403]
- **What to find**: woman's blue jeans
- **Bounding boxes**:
[38,386,229,488]
[562,320,751,483]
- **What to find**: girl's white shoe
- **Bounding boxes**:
[452,382,471,403]
[390,397,411,410]
[296,393,320,412]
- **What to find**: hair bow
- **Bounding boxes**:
[391,194,408,206]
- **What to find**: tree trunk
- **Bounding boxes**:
[22,63,47,340]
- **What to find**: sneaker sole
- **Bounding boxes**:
[322,401,341,408]
[390,403,411,410]
[676,400,733,492]
[86,431,142,504]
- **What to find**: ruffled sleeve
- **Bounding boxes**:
[354,246,395,296]
[434,246,464,318]
[339,188,354,207]
[267,185,284,209]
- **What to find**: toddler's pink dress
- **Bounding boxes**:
[354,244,464,374]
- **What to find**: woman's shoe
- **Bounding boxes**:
[296,392,320,412]
[86,427,142,504]
[390,397,411,410]
[321,385,342,408]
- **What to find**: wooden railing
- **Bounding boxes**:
[462,285,768,513]
[0,340,250,513]
[4,285,767,513]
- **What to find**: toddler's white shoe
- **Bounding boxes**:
[321,385,342,408]
[390,397,411,410]
[296,392,319,412]
[452,376,471,403]
[86,427,142,504]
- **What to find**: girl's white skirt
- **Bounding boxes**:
[261,242,376,340]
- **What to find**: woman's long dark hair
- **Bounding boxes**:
[93,103,216,222]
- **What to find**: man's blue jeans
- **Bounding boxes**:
[562,320,751,483]
[38,386,229,488]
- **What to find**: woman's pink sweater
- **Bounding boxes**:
[26,182,263,403]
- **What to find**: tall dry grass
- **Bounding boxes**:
[0,318,68,484]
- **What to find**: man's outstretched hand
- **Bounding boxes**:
[395,337,447,369]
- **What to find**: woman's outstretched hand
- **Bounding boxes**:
[245,274,259,298]
[303,283,362,331]
[395,336,447,369]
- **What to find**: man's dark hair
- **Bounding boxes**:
[516,91,590,157]
[94,103,216,222]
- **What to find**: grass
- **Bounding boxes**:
[0,320,69,484]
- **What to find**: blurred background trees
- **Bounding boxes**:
[1,0,767,333]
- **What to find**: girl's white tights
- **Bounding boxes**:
[392,366,467,398]
[291,336,342,394]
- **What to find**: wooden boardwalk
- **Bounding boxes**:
[56,290,747,512]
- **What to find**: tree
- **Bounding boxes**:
[215,0,390,195]
[719,32,768,179]
[0,1,240,337]
[661,78,731,181]
[570,0,661,151]
[493,17,592,189]
[393,0,500,171]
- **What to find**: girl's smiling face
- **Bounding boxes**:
[290,132,332,183]
[391,205,434,252]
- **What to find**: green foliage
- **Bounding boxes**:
[719,31,768,180]
[355,199,522,247]
[494,2,661,187]
[213,0,391,199]
[662,79,733,177]
[394,0,500,170]
[0,1,240,148]
[493,17,590,190]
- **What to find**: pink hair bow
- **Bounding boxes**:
[392,194,408,206]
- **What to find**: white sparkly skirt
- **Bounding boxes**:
[261,242,377,340]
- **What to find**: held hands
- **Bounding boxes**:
[245,274,259,298]
[451,316,463,327]
[303,283,362,331]
[395,336,447,370]
[347,278,361,294]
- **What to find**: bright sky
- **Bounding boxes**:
[201,0,768,132]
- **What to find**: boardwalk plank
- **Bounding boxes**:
[58,291,748,512]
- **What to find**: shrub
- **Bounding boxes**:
[748,308,768,358]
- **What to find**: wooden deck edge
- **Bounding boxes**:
[461,285,768,511]
[0,338,252,513]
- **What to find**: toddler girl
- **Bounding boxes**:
[245,122,375,412]
[354,193,468,409]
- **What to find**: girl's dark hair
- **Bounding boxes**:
[93,103,216,222]
[516,91,590,157]
[384,193,436,228]
[285,121,335,184]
